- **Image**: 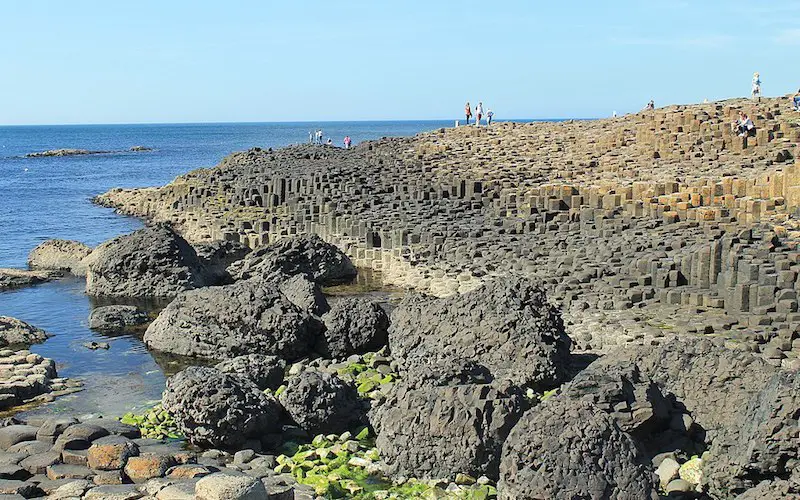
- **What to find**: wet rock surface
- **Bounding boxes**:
[0,268,61,292]
[0,318,50,348]
[87,305,149,332]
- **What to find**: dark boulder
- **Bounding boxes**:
[85,225,208,299]
[388,277,571,389]
[0,317,51,348]
[214,354,286,391]
[162,366,281,448]
[193,240,251,284]
[143,278,321,360]
[499,398,659,500]
[317,297,389,358]
[227,235,356,285]
[371,381,525,480]
[88,305,149,331]
[278,371,364,436]
[276,274,330,316]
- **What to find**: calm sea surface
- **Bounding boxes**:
[0,120,457,416]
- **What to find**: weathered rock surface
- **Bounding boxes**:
[372,381,525,481]
[85,225,208,299]
[228,234,356,285]
[278,371,364,436]
[0,268,60,291]
[144,278,320,360]
[317,297,389,358]
[499,398,659,500]
[162,366,281,448]
[27,239,92,275]
[0,318,50,348]
[193,240,250,284]
[214,354,286,390]
[389,277,571,389]
[87,306,149,331]
[276,274,329,316]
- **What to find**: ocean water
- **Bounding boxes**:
[0,120,452,416]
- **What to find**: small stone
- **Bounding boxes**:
[232,449,255,465]
[678,456,703,485]
[46,464,93,480]
[455,473,476,485]
[124,454,174,483]
[195,473,268,499]
[87,435,139,470]
[656,457,680,489]
[92,469,124,485]
[83,483,145,499]
[666,478,694,493]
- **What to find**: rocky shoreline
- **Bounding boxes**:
[23,147,153,158]
[1,98,798,498]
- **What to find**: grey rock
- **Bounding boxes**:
[144,278,321,360]
[0,318,50,348]
[0,268,61,291]
[371,381,525,480]
[317,297,389,358]
[83,484,144,499]
[85,224,208,299]
[389,277,571,389]
[162,367,281,448]
[193,240,251,284]
[276,274,330,316]
[499,398,659,499]
[277,371,363,436]
[214,355,286,391]
[194,473,268,500]
[0,427,38,451]
[27,239,92,275]
[227,234,356,285]
[88,305,149,331]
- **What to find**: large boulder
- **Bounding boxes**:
[277,371,364,436]
[389,277,571,389]
[144,278,321,360]
[371,381,525,480]
[0,317,51,347]
[214,354,286,390]
[193,240,251,284]
[704,370,800,498]
[27,239,92,275]
[227,235,356,285]
[276,274,330,316]
[162,366,281,448]
[85,225,208,299]
[317,297,389,358]
[499,398,659,500]
[88,305,149,331]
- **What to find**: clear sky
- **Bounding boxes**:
[3,1,799,125]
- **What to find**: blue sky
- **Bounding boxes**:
[2,1,799,124]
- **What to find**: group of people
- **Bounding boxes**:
[731,111,756,137]
[463,101,494,126]
[308,130,352,148]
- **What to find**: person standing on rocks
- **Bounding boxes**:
[752,72,761,99]
[487,109,494,125]
[465,102,472,125]
[475,102,484,126]
[343,136,352,149]
[792,89,800,111]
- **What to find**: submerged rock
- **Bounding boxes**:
[389,277,571,389]
[24,149,110,158]
[0,268,61,291]
[88,305,149,331]
[85,224,208,299]
[278,371,364,436]
[371,381,525,481]
[214,354,286,391]
[162,366,281,448]
[499,398,659,499]
[144,278,320,360]
[227,234,357,285]
[27,239,92,275]
[317,297,389,358]
[0,317,51,347]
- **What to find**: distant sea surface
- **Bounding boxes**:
[0,120,471,415]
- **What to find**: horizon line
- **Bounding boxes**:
[0,117,598,128]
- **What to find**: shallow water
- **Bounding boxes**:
[0,121,440,417]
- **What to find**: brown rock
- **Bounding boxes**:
[124,454,174,483]
[87,436,138,470]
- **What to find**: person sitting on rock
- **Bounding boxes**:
[793,89,800,111]
[733,111,756,137]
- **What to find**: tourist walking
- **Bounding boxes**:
[487,109,494,125]
[465,102,472,125]
[343,136,352,149]
[752,72,761,99]
[308,131,313,144]
[475,102,484,126]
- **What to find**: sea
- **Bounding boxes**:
[0,120,455,416]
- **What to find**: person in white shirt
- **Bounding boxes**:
[475,102,484,126]
[752,72,761,98]
[733,112,755,137]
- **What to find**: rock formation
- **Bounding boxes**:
[27,239,92,275]
[317,297,388,358]
[87,305,149,331]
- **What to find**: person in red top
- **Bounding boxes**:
[464,102,472,125]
